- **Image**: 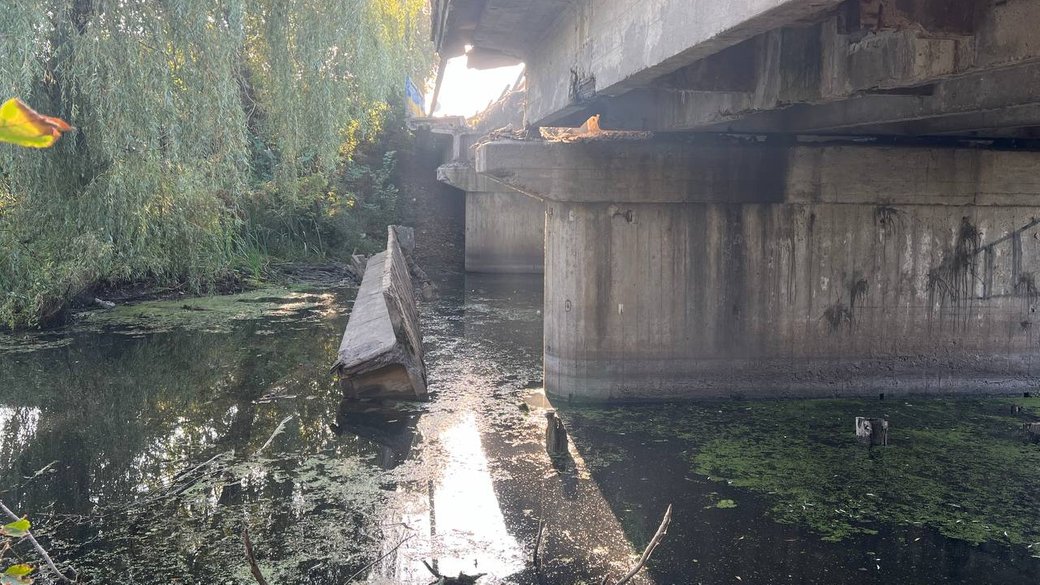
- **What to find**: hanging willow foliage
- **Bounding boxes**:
[0,0,433,327]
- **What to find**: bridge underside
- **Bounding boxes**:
[436,0,1040,400]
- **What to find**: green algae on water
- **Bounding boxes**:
[569,398,1040,546]
[74,287,346,333]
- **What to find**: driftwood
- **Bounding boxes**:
[344,534,415,583]
[421,559,486,584]
[855,417,889,446]
[532,519,545,570]
[609,504,673,585]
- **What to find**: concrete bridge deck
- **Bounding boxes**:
[433,0,1040,400]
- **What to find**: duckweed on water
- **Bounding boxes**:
[75,287,344,333]
[569,398,1040,546]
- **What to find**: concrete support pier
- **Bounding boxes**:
[438,164,545,274]
[479,137,1040,401]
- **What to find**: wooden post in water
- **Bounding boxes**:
[855,417,889,446]
[1024,422,1040,443]
[545,410,568,457]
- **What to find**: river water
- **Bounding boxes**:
[0,273,1038,584]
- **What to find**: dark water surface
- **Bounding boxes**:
[0,275,1038,584]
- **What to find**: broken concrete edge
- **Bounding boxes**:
[333,225,427,400]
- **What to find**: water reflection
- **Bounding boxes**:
[333,400,421,469]
[368,274,654,584]
[0,289,386,583]
[0,274,1035,584]
[379,413,525,582]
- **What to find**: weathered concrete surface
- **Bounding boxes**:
[478,137,1040,205]
[524,0,846,124]
[438,164,545,274]
[544,200,1040,401]
[334,227,426,400]
[605,0,1040,134]
[478,138,1040,401]
[465,192,545,274]
[438,0,1040,138]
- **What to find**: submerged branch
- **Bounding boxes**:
[242,525,270,585]
[532,519,545,569]
[345,534,415,583]
[613,504,672,585]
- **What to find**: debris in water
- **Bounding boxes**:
[855,417,889,446]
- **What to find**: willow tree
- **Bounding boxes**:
[0,0,432,327]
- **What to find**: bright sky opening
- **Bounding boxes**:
[431,54,525,118]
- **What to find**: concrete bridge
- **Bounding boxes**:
[432,0,1040,401]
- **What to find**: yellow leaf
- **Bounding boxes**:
[3,565,32,577]
[0,99,73,149]
[0,518,30,538]
[0,564,32,585]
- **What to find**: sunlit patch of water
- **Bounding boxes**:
[383,412,526,583]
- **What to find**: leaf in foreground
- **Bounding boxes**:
[0,99,73,148]
[0,519,30,539]
[0,563,33,584]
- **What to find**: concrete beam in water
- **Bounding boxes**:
[334,226,427,400]
[478,137,1040,401]
[438,164,546,274]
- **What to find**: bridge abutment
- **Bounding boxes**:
[479,138,1040,401]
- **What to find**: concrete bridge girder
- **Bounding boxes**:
[439,0,1040,138]
[477,138,1040,401]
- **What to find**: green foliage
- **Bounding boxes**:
[0,0,433,327]
[240,106,407,261]
[0,520,36,583]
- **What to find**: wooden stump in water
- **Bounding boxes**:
[545,410,568,457]
[1024,422,1040,443]
[855,417,889,446]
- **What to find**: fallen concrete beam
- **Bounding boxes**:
[334,226,426,400]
